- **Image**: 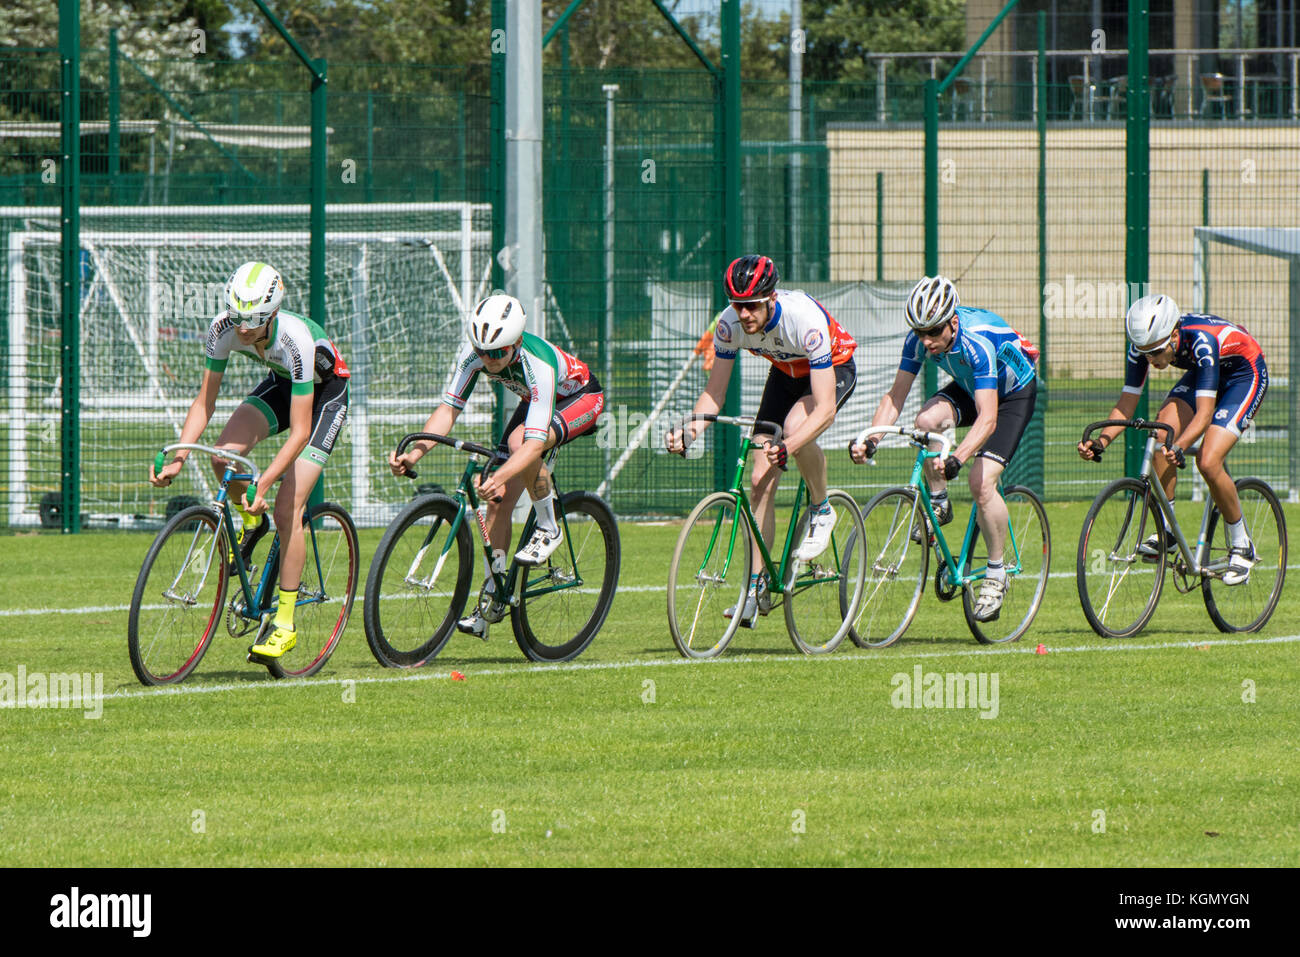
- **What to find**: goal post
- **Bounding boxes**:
[3,202,493,528]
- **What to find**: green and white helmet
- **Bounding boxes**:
[225,262,285,330]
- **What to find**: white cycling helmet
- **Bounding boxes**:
[225,262,284,330]
[905,275,960,331]
[1125,294,1180,350]
[468,294,526,350]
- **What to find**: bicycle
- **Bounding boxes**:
[666,414,867,658]
[128,443,359,685]
[849,425,1051,647]
[1076,418,1287,637]
[364,432,619,666]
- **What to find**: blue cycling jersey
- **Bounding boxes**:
[899,306,1039,398]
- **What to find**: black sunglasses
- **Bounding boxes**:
[475,345,512,360]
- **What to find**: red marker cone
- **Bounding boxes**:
[451,671,466,681]
[1034,643,1048,655]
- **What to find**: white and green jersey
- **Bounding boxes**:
[204,309,350,396]
[442,332,592,444]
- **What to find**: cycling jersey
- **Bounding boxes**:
[443,332,593,444]
[205,309,350,396]
[898,306,1038,398]
[713,289,856,377]
[1123,313,1265,399]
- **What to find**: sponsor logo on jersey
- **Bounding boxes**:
[716,320,733,344]
[1192,334,1215,368]
[1214,408,1230,420]
[803,328,824,353]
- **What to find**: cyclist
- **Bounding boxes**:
[389,294,605,639]
[1077,294,1267,585]
[150,262,350,658]
[666,255,858,627]
[849,274,1039,622]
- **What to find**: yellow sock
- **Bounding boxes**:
[274,589,298,631]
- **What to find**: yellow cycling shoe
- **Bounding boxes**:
[250,625,296,658]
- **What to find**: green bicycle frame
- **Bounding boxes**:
[697,431,831,596]
[906,445,1026,590]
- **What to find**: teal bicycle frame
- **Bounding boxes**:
[857,425,1026,593]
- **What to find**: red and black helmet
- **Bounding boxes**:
[724,255,779,302]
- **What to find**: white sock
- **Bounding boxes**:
[986,559,1006,582]
[532,493,558,535]
[1226,518,1249,548]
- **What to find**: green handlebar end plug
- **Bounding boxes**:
[246,484,257,509]
[154,450,166,474]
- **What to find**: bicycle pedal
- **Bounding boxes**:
[246,647,274,666]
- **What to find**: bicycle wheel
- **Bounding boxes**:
[266,503,359,679]
[847,487,929,649]
[128,505,229,686]
[1202,477,1287,633]
[782,489,866,654]
[963,485,1050,644]
[512,491,620,662]
[667,491,752,659]
[1076,477,1165,638]
[363,495,475,668]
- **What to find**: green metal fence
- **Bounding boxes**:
[4,15,1299,532]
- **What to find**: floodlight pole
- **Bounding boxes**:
[505,0,546,338]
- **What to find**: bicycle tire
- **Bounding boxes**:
[1201,477,1287,633]
[510,491,619,662]
[1076,476,1165,639]
[963,485,1051,644]
[128,504,229,686]
[847,486,929,649]
[267,503,359,679]
[783,489,866,654]
[364,494,475,668]
[667,491,752,659]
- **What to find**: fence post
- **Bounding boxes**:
[311,58,327,325]
[718,0,742,489]
[923,78,938,399]
[1124,0,1151,479]
[59,0,82,533]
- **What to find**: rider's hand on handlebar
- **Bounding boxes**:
[389,448,422,477]
[848,437,878,464]
[1077,439,1105,462]
[150,457,184,488]
[665,425,694,457]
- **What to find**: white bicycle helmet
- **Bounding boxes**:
[468,294,526,350]
[225,262,284,330]
[905,275,960,331]
[1125,294,1180,350]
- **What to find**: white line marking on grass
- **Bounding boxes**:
[70,632,1300,711]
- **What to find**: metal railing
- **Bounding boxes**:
[862,47,1300,123]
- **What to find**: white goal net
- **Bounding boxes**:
[4,202,492,528]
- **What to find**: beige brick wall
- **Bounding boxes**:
[828,124,1300,378]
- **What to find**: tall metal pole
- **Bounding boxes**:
[490,0,507,440]
[923,78,939,399]
[719,0,742,486]
[59,0,82,533]
[788,0,802,275]
[1125,0,1150,478]
[109,28,120,206]
[603,84,618,491]
[311,58,327,325]
[505,0,545,338]
[1037,11,1048,388]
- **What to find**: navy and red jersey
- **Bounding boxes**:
[1123,313,1265,400]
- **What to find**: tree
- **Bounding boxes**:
[801,0,967,83]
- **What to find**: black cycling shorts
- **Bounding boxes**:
[753,360,857,437]
[934,377,1037,468]
[245,373,349,468]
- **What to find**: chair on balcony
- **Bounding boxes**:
[1095,74,1127,119]
[1200,73,1232,118]
[1068,75,1094,120]
[949,77,977,121]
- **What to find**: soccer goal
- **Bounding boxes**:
[4,202,492,528]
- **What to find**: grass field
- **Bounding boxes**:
[2,497,1298,867]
